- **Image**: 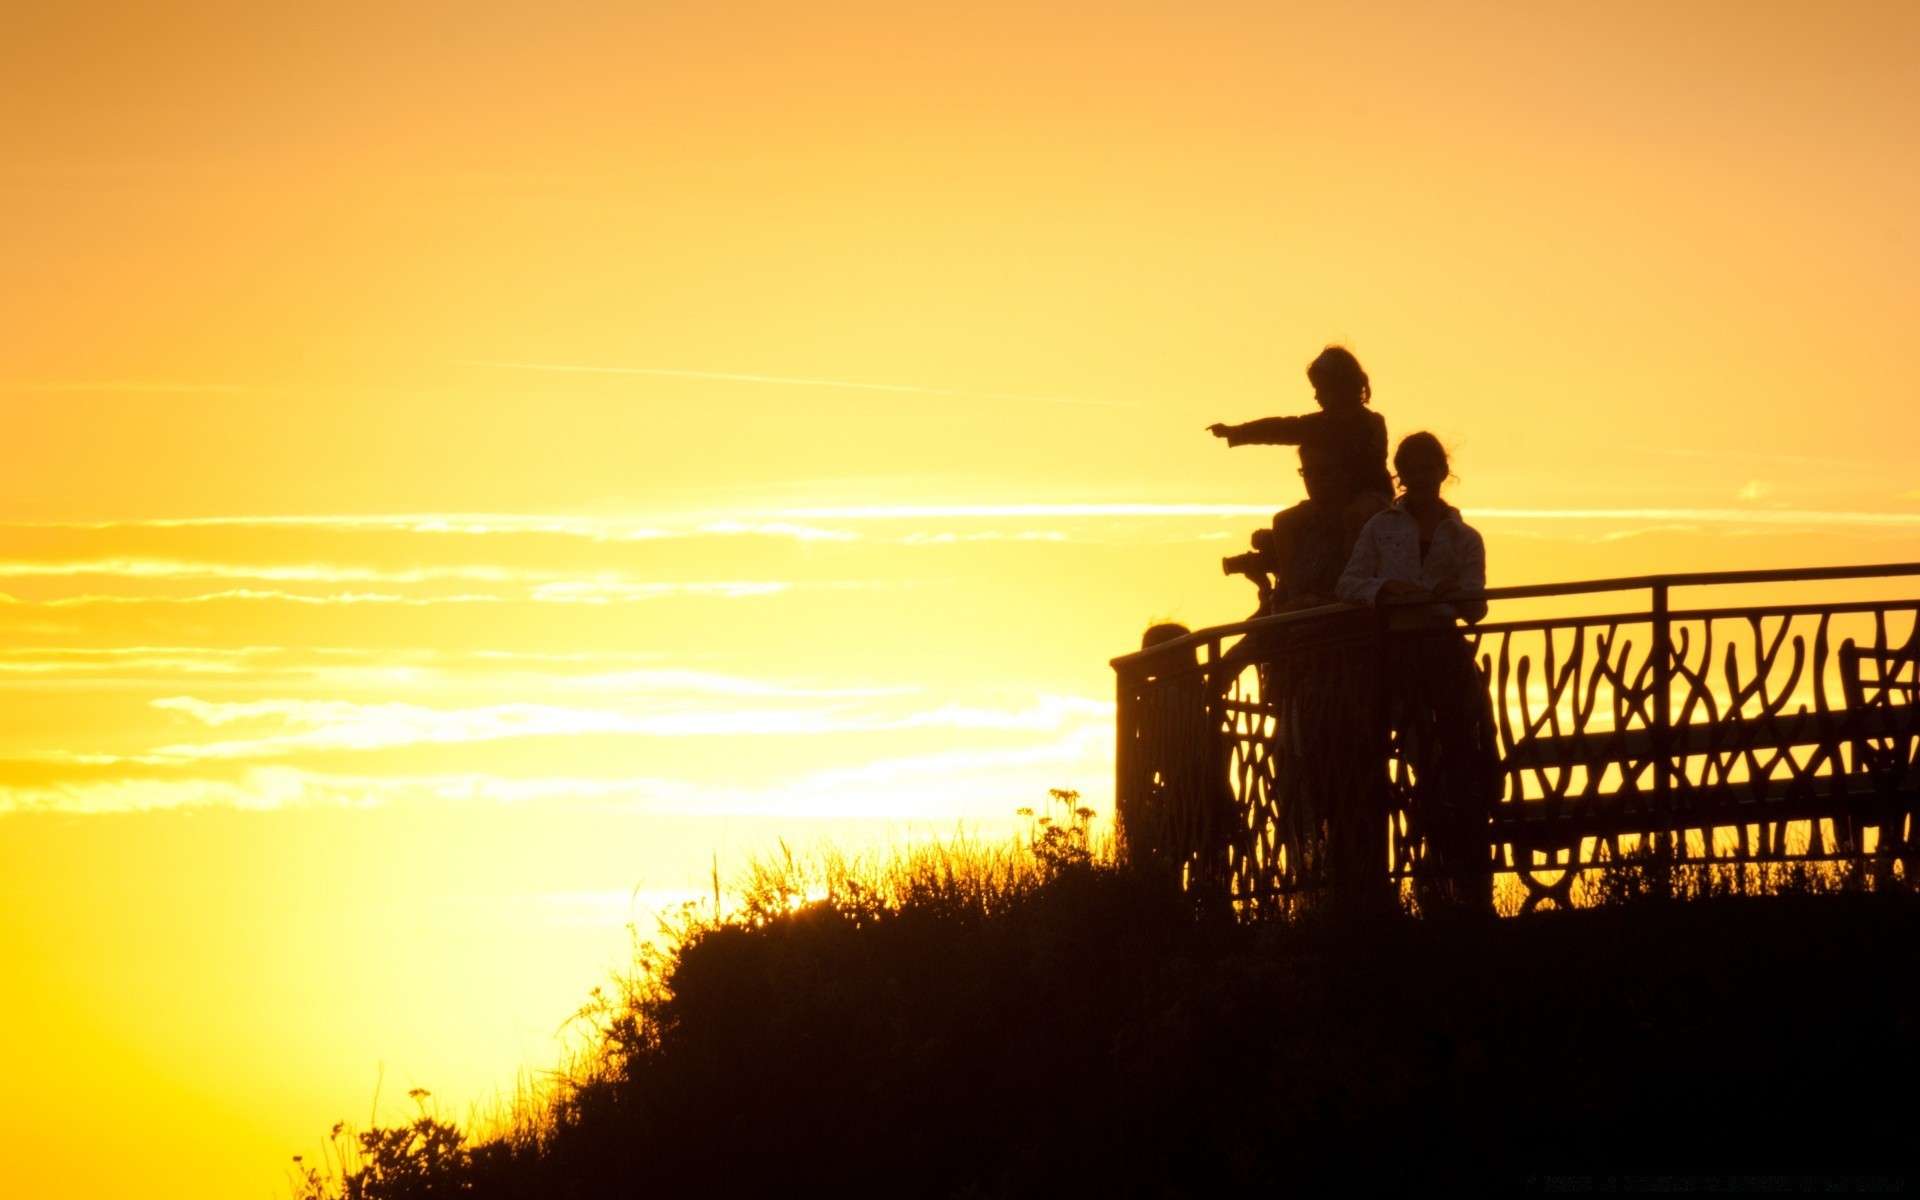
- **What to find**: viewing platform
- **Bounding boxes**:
[1112,563,1920,911]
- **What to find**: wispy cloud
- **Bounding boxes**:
[38,589,502,608]
[0,767,674,815]
[0,749,1112,818]
[694,520,857,542]
[101,692,1116,762]
[0,553,836,605]
[1475,507,1920,528]
[439,358,1143,409]
[543,669,910,700]
[774,723,1113,793]
[772,502,1920,531]
[529,580,793,603]
[0,645,916,699]
[0,646,273,675]
[0,557,521,583]
[16,581,857,609]
[900,531,1071,544]
[684,723,1117,819]
[775,503,1276,519]
[13,504,1920,540]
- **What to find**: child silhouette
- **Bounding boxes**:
[1208,345,1392,603]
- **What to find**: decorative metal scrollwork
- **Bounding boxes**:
[1115,578,1920,912]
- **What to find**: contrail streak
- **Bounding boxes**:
[439,358,1143,409]
[767,503,1920,527]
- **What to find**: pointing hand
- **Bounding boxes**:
[1207,423,1232,439]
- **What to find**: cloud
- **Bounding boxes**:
[774,503,1276,519]
[0,557,521,584]
[101,691,1114,763]
[529,580,792,603]
[1475,506,1920,530]
[0,736,1116,818]
[750,502,1920,533]
[679,724,1117,820]
[25,581,820,608]
[774,723,1112,793]
[0,767,670,815]
[900,531,1071,544]
[0,691,1119,818]
[694,520,858,542]
[14,504,1920,542]
[542,669,909,700]
[0,646,272,675]
[38,589,501,607]
[0,645,920,700]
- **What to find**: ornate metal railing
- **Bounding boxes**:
[1112,563,1920,911]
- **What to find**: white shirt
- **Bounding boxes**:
[1336,501,1488,626]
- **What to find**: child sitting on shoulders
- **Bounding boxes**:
[1208,345,1393,606]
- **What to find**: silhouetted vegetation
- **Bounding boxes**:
[297,793,1919,1198]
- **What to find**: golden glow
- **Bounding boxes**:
[3,1,1919,1194]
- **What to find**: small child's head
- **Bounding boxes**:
[1306,345,1370,410]
[1139,621,1200,670]
[1140,621,1192,651]
[1393,432,1453,500]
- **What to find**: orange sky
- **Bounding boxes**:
[3,2,1918,1195]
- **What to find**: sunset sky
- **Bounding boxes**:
[3,2,1918,1194]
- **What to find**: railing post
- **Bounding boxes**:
[1652,581,1672,813]
[1201,638,1223,875]
[1114,659,1133,866]
[1369,605,1394,894]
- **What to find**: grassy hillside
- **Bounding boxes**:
[295,804,1920,1198]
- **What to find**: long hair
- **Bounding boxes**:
[1393,431,1456,491]
[1306,345,1370,408]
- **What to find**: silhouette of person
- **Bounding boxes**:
[1133,622,1237,891]
[1336,432,1500,912]
[1208,346,1393,602]
[1269,458,1353,612]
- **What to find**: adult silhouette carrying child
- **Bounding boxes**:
[1208,346,1393,608]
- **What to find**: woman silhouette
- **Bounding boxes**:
[1337,433,1501,910]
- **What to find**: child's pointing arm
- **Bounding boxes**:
[1207,414,1315,447]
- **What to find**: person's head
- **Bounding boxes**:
[1139,621,1198,669]
[1306,345,1370,410]
[1140,621,1192,651]
[1393,432,1452,502]
[1297,453,1337,504]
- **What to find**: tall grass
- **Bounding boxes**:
[294,793,1919,1198]
[295,791,1122,1199]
